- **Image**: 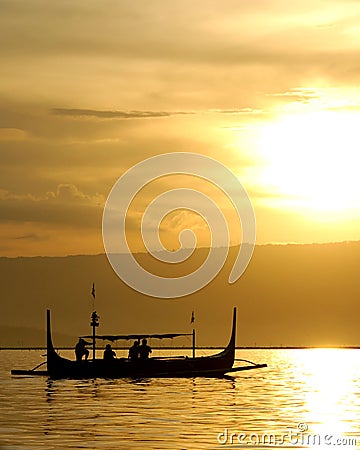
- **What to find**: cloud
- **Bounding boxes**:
[265,87,360,112]
[159,209,207,233]
[0,127,27,141]
[328,105,360,112]
[51,108,192,119]
[1,0,360,256]
[266,88,321,102]
[0,184,104,228]
[2,1,360,126]
[13,233,46,241]
[3,1,360,111]
[211,108,264,115]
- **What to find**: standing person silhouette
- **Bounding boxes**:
[128,341,140,361]
[139,338,152,360]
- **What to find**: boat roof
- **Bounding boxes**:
[80,333,192,342]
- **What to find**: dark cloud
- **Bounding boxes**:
[213,108,264,115]
[13,233,46,241]
[51,108,192,119]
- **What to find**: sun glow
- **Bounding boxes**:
[257,111,360,215]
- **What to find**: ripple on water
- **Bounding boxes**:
[1,349,360,449]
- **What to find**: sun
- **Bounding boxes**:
[256,111,360,215]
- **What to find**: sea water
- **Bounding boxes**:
[1,349,360,449]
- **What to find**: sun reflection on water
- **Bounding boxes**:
[285,349,360,448]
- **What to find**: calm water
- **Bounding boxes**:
[1,349,360,449]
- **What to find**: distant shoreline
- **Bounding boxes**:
[1,240,359,260]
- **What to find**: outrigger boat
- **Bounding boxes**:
[11,307,267,379]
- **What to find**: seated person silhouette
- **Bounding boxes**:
[128,341,140,361]
[75,338,90,362]
[103,343,116,361]
[139,338,152,360]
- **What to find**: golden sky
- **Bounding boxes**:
[1,0,360,256]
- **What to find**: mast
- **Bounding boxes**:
[90,311,99,361]
[191,310,195,358]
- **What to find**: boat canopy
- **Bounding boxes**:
[80,333,192,342]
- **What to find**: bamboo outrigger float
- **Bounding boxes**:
[11,307,267,379]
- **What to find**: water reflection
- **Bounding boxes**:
[2,349,360,449]
[280,349,360,448]
[41,375,241,448]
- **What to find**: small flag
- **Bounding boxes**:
[91,283,96,299]
[190,310,195,324]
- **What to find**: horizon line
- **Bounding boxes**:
[1,239,359,259]
[2,345,360,350]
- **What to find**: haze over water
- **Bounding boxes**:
[2,349,360,449]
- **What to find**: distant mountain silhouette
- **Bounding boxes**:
[0,325,73,347]
[1,241,360,347]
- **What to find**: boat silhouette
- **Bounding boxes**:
[12,307,267,378]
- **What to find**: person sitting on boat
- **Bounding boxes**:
[75,338,90,362]
[139,338,152,360]
[128,341,140,361]
[103,343,116,361]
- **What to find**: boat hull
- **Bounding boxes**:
[46,355,237,379]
